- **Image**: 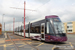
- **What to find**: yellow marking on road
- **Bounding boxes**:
[0,42,32,47]
[6,42,26,46]
[52,45,56,50]
[0,42,28,47]
[11,49,13,50]
[69,42,74,48]
[19,44,26,47]
[24,47,32,48]
[28,42,32,44]
[11,48,15,50]
[6,43,13,46]
[36,43,44,47]
[15,43,25,44]
[4,44,6,50]
[67,41,75,44]
[7,45,14,47]
[43,43,56,45]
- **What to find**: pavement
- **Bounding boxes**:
[0,34,5,38]
[0,33,5,44]
[0,33,75,50]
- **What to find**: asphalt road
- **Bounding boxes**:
[0,33,75,50]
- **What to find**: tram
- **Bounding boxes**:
[14,15,67,42]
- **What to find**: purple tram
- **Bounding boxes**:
[15,15,67,42]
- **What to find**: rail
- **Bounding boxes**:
[7,33,39,50]
[13,34,39,50]
[7,33,19,50]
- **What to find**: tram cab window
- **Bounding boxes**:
[52,18,66,34]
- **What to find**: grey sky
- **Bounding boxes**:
[0,0,75,31]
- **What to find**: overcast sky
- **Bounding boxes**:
[0,0,75,31]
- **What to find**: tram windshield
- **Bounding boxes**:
[52,18,66,34]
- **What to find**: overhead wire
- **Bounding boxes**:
[10,0,23,30]
[27,0,51,23]
[35,0,51,10]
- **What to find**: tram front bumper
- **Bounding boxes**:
[51,36,67,42]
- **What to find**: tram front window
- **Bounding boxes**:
[53,22,66,34]
[52,18,66,36]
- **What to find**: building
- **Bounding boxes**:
[64,21,75,34]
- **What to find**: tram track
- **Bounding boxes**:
[7,33,75,50]
[7,33,19,50]
[7,33,39,50]
[13,35,39,50]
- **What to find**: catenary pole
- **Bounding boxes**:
[24,1,25,38]
[10,1,36,38]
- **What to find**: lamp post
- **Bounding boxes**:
[13,18,15,34]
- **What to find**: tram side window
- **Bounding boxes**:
[25,28,28,33]
[19,28,20,32]
[35,26,40,33]
[16,28,17,32]
[30,25,40,33]
[30,27,35,33]
[15,29,16,32]
[22,30,23,32]
[20,26,23,32]
[25,30,28,33]
[18,28,19,32]
[47,22,49,34]
[25,25,29,33]
[41,26,44,33]
[47,22,54,34]
[15,30,16,32]
[25,27,28,33]
[20,29,22,32]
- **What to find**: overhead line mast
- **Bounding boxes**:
[24,1,25,38]
[11,1,36,38]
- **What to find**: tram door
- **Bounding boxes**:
[41,23,45,40]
